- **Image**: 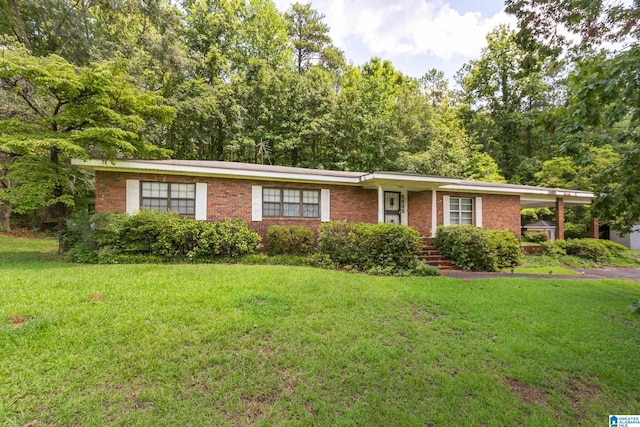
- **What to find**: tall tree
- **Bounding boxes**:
[457,25,555,180]
[0,44,174,242]
[284,2,344,73]
[507,0,640,233]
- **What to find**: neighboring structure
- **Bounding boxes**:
[610,226,640,250]
[72,159,596,239]
[523,219,557,241]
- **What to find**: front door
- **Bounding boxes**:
[384,191,401,224]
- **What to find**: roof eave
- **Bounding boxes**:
[71,159,363,185]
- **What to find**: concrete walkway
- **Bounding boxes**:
[440,267,640,281]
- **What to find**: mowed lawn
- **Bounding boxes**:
[1,237,639,426]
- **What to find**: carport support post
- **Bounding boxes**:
[555,197,565,240]
[592,217,599,239]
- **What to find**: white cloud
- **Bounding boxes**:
[325,0,516,60]
[272,0,516,78]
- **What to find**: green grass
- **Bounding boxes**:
[507,266,578,275]
[2,236,640,426]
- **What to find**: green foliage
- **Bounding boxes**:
[434,226,521,271]
[542,238,629,264]
[266,225,314,255]
[564,222,587,239]
[523,231,548,243]
[487,230,523,268]
[66,211,261,263]
[316,221,434,276]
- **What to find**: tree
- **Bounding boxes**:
[507,1,640,233]
[0,43,174,242]
[284,2,344,73]
[457,25,555,180]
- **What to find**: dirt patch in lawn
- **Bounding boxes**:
[9,313,24,328]
[565,378,600,414]
[507,378,548,406]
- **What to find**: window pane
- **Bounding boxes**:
[303,190,319,204]
[461,212,473,225]
[450,198,459,211]
[283,203,300,217]
[283,189,300,203]
[171,183,195,199]
[263,202,280,217]
[263,188,280,202]
[303,204,319,217]
[170,199,195,215]
[461,198,473,211]
[142,198,168,212]
[142,182,168,198]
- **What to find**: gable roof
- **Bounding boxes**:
[71,158,595,207]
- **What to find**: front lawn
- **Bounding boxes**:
[1,236,639,425]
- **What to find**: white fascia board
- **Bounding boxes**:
[71,159,362,185]
[360,173,462,185]
[439,183,594,198]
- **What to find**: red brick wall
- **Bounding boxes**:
[408,190,433,236]
[95,172,521,238]
[435,192,521,237]
[94,171,377,238]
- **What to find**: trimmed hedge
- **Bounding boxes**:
[316,221,438,276]
[66,210,261,263]
[542,238,628,264]
[523,230,548,243]
[434,226,521,271]
[266,225,314,255]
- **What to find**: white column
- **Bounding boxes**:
[431,189,437,237]
[378,185,384,223]
[401,190,408,226]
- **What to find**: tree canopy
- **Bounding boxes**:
[0,0,639,234]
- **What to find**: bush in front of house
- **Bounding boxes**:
[266,225,314,255]
[434,226,521,271]
[542,238,628,264]
[487,230,522,268]
[66,210,261,263]
[316,221,438,276]
[523,230,548,243]
[564,222,588,239]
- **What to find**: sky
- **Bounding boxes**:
[272,0,516,81]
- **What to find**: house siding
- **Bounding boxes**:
[95,171,377,237]
[95,172,522,238]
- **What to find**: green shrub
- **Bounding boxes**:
[523,230,548,243]
[542,238,629,264]
[316,221,430,276]
[266,225,314,255]
[316,221,359,266]
[434,226,499,271]
[487,230,522,268]
[564,222,587,239]
[434,226,521,271]
[66,211,261,263]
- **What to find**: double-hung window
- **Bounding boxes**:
[141,182,196,215]
[449,197,473,225]
[263,188,320,218]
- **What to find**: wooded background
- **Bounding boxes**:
[0,0,638,235]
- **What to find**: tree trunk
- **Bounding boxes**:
[1,200,10,232]
[50,147,67,251]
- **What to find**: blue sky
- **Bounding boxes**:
[273,0,515,81]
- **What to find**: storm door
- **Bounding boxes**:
[384,191,401,224]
